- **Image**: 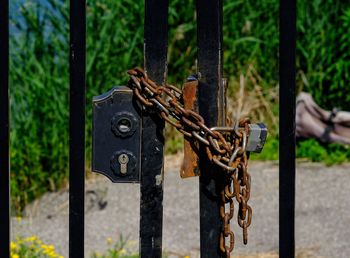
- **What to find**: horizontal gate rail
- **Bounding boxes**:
[279,0,296,257]
[69,0,86,257]
[0,0,10,256]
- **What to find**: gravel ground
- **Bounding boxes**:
[11,155,350,258]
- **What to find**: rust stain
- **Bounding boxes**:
[180,80,200,178]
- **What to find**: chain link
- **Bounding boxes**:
[127,68,252,257]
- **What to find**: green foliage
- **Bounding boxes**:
[9,0,350,210]
[249,138,350,164]
[297,1,350,110]
[294,1,350,162]
[250,137,279,161]
[294,1,350,163]
[223,0,278,85]
[10,0,152,210]
[296,139,350,165]
[10,0,70,210]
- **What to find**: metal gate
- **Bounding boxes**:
[0,0,296,257]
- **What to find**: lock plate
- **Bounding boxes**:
[92,86,142,183]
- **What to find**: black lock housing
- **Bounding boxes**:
[92,86,142,183]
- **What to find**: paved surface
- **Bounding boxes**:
[11,156,350,258]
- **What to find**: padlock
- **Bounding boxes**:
[246,123,268,153]
[92,86,142,183]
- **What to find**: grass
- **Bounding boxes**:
[9,0,350,210]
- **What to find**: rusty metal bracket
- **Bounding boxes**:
[180,77,228,178]
[180,79,200,178]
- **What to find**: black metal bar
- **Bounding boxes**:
[197,0,224,257]
[0,0,10,257]
[139,0,168,257]
[279,0,296,257]
[69,0,86,257]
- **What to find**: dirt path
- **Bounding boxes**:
[11,155,350,258]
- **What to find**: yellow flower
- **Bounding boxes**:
[12,236,63,258]
[15,216,22,223]
[41,244,62,258]
[184,256,190,258]
[25,235,38,242]
[106,237,113,245]
[10,242,17,250]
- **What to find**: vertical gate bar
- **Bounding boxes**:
[279,0,296,257]
[197,0,224,257]
[0,0,10,257]
[140,0,168,257]
[69,0,86,257]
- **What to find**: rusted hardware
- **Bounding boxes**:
[127,68,255,171]
[127,67,266,257]
[181,78,200,178]
[219,119,252,258]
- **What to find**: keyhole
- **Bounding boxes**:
[117,118,131,133]
[118,154,129,174]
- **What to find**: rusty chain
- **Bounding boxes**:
[127,67,251,257]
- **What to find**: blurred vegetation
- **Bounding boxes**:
[297,1,350,109]
[9,0,350,210]
[297,139,350,165]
